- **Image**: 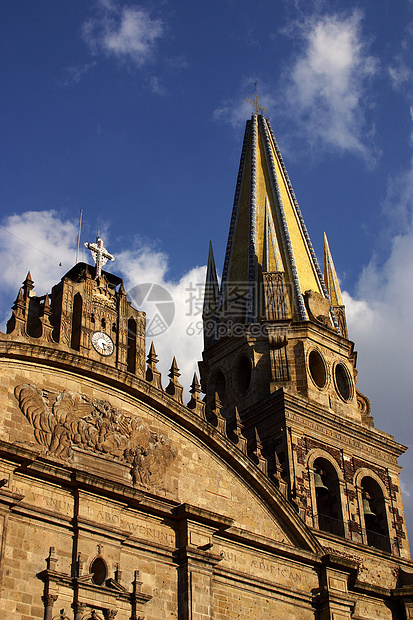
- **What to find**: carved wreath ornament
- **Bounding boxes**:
[14,384,176,486]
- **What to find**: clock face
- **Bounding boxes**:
[91,331,114,356]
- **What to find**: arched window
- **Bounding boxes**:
[127,317,137,373]
[360,477,390,552]
[71,293,82,351]
[313,457,344,537]
[235,356,251,396]
[212,370,226,404]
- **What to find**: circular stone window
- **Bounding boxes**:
[90,557,107,585]
[236,356,251,396]
[308,350,327,388]
[334,363,353,401]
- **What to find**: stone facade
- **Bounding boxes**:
[1,113,413,619]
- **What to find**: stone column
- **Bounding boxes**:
[174,504,233,620]
[313,554,358,620]
[42,594,58,620]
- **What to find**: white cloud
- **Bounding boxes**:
[82,2,164,66]
[116,246,205,391]
[388,61,412,90]
[282,11,379,162]
[148,75,167,96]
[59,61,97,86]
[342,151,413,546]
[0,211,78,315]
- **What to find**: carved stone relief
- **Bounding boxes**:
[14,384,176,487]
[304,290,331,327]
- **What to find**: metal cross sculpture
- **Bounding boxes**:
[85,236,114,279]
[247,82,268,116]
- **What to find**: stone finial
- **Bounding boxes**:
[209,393,226,435]
[273,448,288,496]
[23,271,34,298]
[40,294,55,342]
[133,569,143,593]
[46,547,58,571]
[251,428,268,475]
[14,287,25,314]
[115,563,122,583]
[165,357,184,403]
[232,407,247,454]
[146,342,163,390]
[6,287,26,336]
[187,372,206,419]
[77,552,84,576]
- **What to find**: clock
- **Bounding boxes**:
[91,331,114,356]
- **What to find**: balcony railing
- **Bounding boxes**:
[318,513,345,537]
[316,514,398,554]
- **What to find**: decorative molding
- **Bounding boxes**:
[263,272,288,320]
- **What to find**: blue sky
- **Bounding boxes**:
[1,0,413,543]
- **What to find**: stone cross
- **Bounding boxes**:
[85,236,114,278]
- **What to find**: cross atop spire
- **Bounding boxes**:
[84,236,114,278]
[247,82,268,116]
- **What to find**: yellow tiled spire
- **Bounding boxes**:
[218,114,339,328]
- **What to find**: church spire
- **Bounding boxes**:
[323,232,343,306]
[324,232,348,338]
[202,241,219,348]
[216,113,338,330]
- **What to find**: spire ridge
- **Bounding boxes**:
[323,232,343,306]
[323,232,348,338]
[203,241,219,347]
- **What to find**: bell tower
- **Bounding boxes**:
[199,111,410,559]
[6,237,146,378]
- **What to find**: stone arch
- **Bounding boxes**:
[81,612,105,620]
[211,368,227,404]
[354,468,392,553]
[233,353,252,397]
[306,449,346,538]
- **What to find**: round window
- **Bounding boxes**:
[308,350,327,388]
[335,363,353,401]
[90,557,107,585]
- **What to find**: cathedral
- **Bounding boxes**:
[1,111,412,620]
